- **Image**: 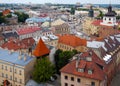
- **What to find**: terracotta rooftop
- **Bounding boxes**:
[16,27,41,35]
[91,20,102,26]
[2,9,11,16]
[98,28,120,38]
[60,51,106,81]
[33,38,50,57]
[1,37,35,50]
[58,34,87,47]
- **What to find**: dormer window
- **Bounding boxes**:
[88,69,93,74]
[86,57,92,62]
[78,68,84,72]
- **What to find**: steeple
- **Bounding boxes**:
[108,5,112,13]
[108,0,112,12]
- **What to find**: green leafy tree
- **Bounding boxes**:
[0,12,3,16]
[6,14,12,18]
[0,16,6,24]
[33,58,55,83]
[15,12,29,23]
[54,49,78,74]
[97,10,104,19]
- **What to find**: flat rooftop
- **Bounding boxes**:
[0,48,35,66]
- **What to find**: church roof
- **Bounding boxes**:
[33,38,50,57]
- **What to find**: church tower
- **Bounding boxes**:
[88,5,94,17]
[100,4,118,26]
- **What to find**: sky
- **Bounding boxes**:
[0,0,120,4]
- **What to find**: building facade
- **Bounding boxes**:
[60,51,106,86]
[0,49,36,86]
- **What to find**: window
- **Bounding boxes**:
[65,83,68,86]
[88,70,93,74]
[105,18,106,20]
[64,76,68,80]
[77,78,81,83]
[91,82,95,86]
[78,68,84,72]
[15,69,17,73]
[109,18,111,21]
[10,67,12,72]
[19,70,22,75]
[15,77,17,82]
[6,74,8,78]
[10,76,12,80]
[71,77,74,81]
[2,73,4,77]
[5,66,7,71]
[20,79,22,83]
[2,65,4,69]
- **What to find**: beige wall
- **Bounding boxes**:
[46,39,58,47]
[57,43,87,52]
[61,72,102,86]
[24,57,36,84]
[57,43,74,51]
[83,18,99,35]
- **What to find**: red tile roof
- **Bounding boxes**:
[16,27,41,35]
[33,38,50,57]
[91,20,102,26]
[1,37,35,50]
[78,60,86,69]
[60,51,106,81]
[58,34,87,47]
[2,9,11,16]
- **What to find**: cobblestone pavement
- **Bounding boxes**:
[111,71,120,86]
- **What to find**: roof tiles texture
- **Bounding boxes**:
[60,51,105,81]
[33,38,50,57]
[58,34,87,47]
[1,37,35,50]
[16,27,41,35]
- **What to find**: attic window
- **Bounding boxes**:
[86,57,92,61]
[88,69,93,74]
[78,68,84,73]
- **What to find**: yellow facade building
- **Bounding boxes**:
[0,48,36,86]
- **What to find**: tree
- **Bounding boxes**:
[33,58,55,83]
[6,14,12,18]
[14,12,29,23]
[97,10,104,19]
[0,16,6,24]
[54,49,78,74]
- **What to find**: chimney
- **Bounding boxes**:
[24,55,27,61]
[9,50,14,54]
[9,51,12,54]
[18,55,22,60]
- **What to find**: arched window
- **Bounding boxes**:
[105,18,106,20]
[109,18,111,21]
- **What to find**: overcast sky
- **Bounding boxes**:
[0,0,120,4]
